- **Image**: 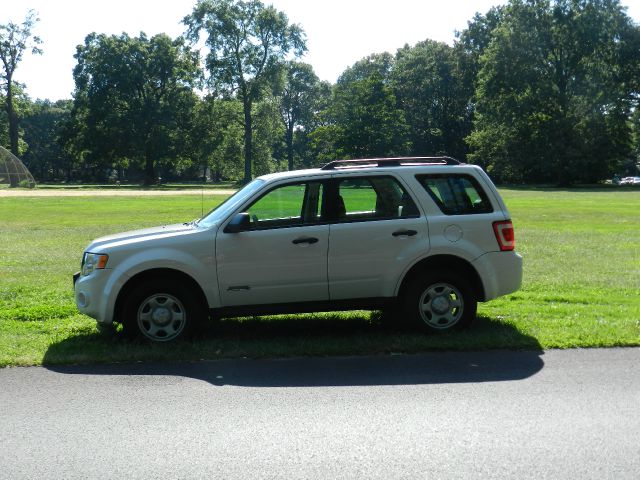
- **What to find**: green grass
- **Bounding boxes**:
[481,189,640,347]
[0,188,639,367]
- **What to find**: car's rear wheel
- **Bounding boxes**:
[403,272,476,332]
[122,279,203,342]
[96,321,116,337]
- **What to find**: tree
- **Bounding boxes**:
[0,10,42,185]
[253,96,284,175]
[628,107,640,176]
[188,95,244,182]
[0,84,32,155]
[328,54,409,159]
[291,79,331,168]
[184,0,306,183]
[465,0,640,184]
[69,32,200,184]
[279,61,322,170]
[0,96,6,148]
[22,99,73,181]
[393,40,473,159]
[455,6,506,85]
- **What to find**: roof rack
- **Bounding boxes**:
[320,156,462,170]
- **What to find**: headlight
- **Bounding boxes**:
[81,252,109,276]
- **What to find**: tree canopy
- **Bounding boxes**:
[2,0,640,186]
[68,32,200,184]
[393,40,473,160]
[278,61,323,170]
[466,0,640,184]
[184,0,306,183]
[0,10,42,185]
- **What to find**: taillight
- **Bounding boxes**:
[493,220,515,251]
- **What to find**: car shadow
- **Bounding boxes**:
[44,349,544,388]
[43,313,544,387]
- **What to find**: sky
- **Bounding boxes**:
[3,0,640,102]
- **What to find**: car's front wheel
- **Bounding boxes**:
[122,279,204,342]
[403,272,476,332]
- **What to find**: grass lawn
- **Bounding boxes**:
[0,188,638,366]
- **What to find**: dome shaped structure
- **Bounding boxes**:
[0,146,36,188]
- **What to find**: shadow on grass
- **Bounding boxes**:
[43,313,544,387]
[34,182,238,190]
[499,184,640,193]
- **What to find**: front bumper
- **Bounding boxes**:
[73,269,115,324]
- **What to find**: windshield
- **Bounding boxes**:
[197,179,265,228]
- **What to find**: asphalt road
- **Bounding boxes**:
[1,348,638,479]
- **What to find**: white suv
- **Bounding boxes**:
[74,157,522,342]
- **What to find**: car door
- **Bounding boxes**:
[327,175,430,300]
[216,180,329,307]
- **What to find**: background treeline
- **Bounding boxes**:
[2,0,640,185]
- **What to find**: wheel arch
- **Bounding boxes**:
[113,268,209,324]
[398,254,486,302]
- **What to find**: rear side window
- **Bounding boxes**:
[416,174,493,215]
[335,176,420,222]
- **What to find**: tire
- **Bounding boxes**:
[371,308,405,331]
[122,278,204,342]
[96,321,116,337]
[402,271,476,332]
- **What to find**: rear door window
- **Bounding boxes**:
[335,176,419,222]
[416,174,493,215]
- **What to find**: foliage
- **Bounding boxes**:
[4,0,640,186]
[184,0,306,183]
[0,9,42,172]
[187,96,244,182]
[278,61,323,170]
[0,96,6,147]
[21,99,73,181]
[252,95,285,175]
[322,53,410,159]
[292,79,333,167]
[466,0,640,184]
[0,85,31,155]
[67,32,200,184]
[393,40,473,159]
[630,108,640,174]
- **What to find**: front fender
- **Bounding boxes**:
[104,247,219,321]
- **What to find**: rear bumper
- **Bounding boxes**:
[472,251,523,301]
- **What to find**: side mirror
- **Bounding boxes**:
[225,212,251,233]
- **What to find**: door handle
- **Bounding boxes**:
[292,237,319,245]
[392,229,418,237]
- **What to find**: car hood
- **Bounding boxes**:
[86,223,202,252]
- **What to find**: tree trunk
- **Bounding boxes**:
[202,159,208,183]
[5,77,20,187]
[286,124,294,171]
[144,156,156,185]
[6,78,19,156]
[243,99,253,184]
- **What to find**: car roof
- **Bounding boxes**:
[256,157,477,183]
